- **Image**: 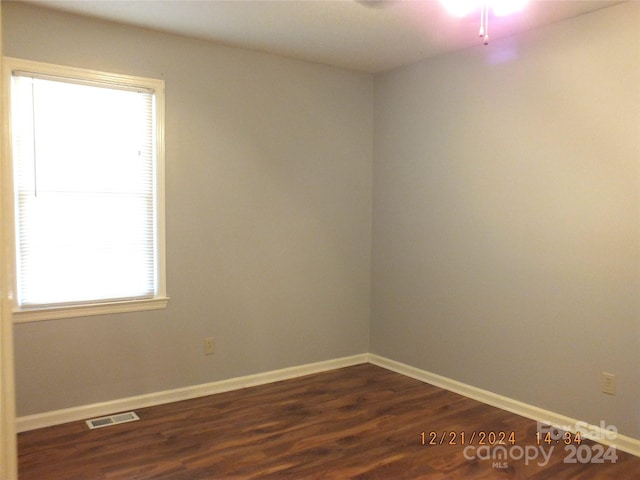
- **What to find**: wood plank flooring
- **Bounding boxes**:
[18,364,640,479]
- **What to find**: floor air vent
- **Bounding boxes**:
[86,411,140,430]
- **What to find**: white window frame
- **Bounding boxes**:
[2,57,168,323]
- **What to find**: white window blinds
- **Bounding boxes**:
[11,73,158,308]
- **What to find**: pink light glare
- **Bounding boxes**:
[440,0,479,17]
[439,0,529,17]
[492,0,529,16]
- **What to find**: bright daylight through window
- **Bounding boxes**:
[5,59,167,320]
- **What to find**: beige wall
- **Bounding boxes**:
[3,2,372,416]
[372,2,640,438]
[3,0,640,443]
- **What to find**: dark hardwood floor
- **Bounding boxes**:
[18,364,640,479]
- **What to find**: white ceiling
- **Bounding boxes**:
[26,0,623,73]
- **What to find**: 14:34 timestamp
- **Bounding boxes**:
[536,431,582,445]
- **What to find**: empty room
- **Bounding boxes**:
[1,0,639,478]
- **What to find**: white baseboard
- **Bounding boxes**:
[368,354,640,458]
[16,353,369,433]
[17,352,640,459]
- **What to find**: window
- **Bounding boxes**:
[3,58,167,321]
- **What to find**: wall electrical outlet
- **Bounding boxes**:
[601,372,616,395]
[204,337,215,356]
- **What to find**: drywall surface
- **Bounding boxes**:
[4,2,372,415]
[371,2,640,438]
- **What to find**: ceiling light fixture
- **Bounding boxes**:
[440,0,529,45]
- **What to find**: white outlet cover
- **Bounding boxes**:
[601,372,616,395]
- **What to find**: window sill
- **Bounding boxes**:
[12,297,170,323]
